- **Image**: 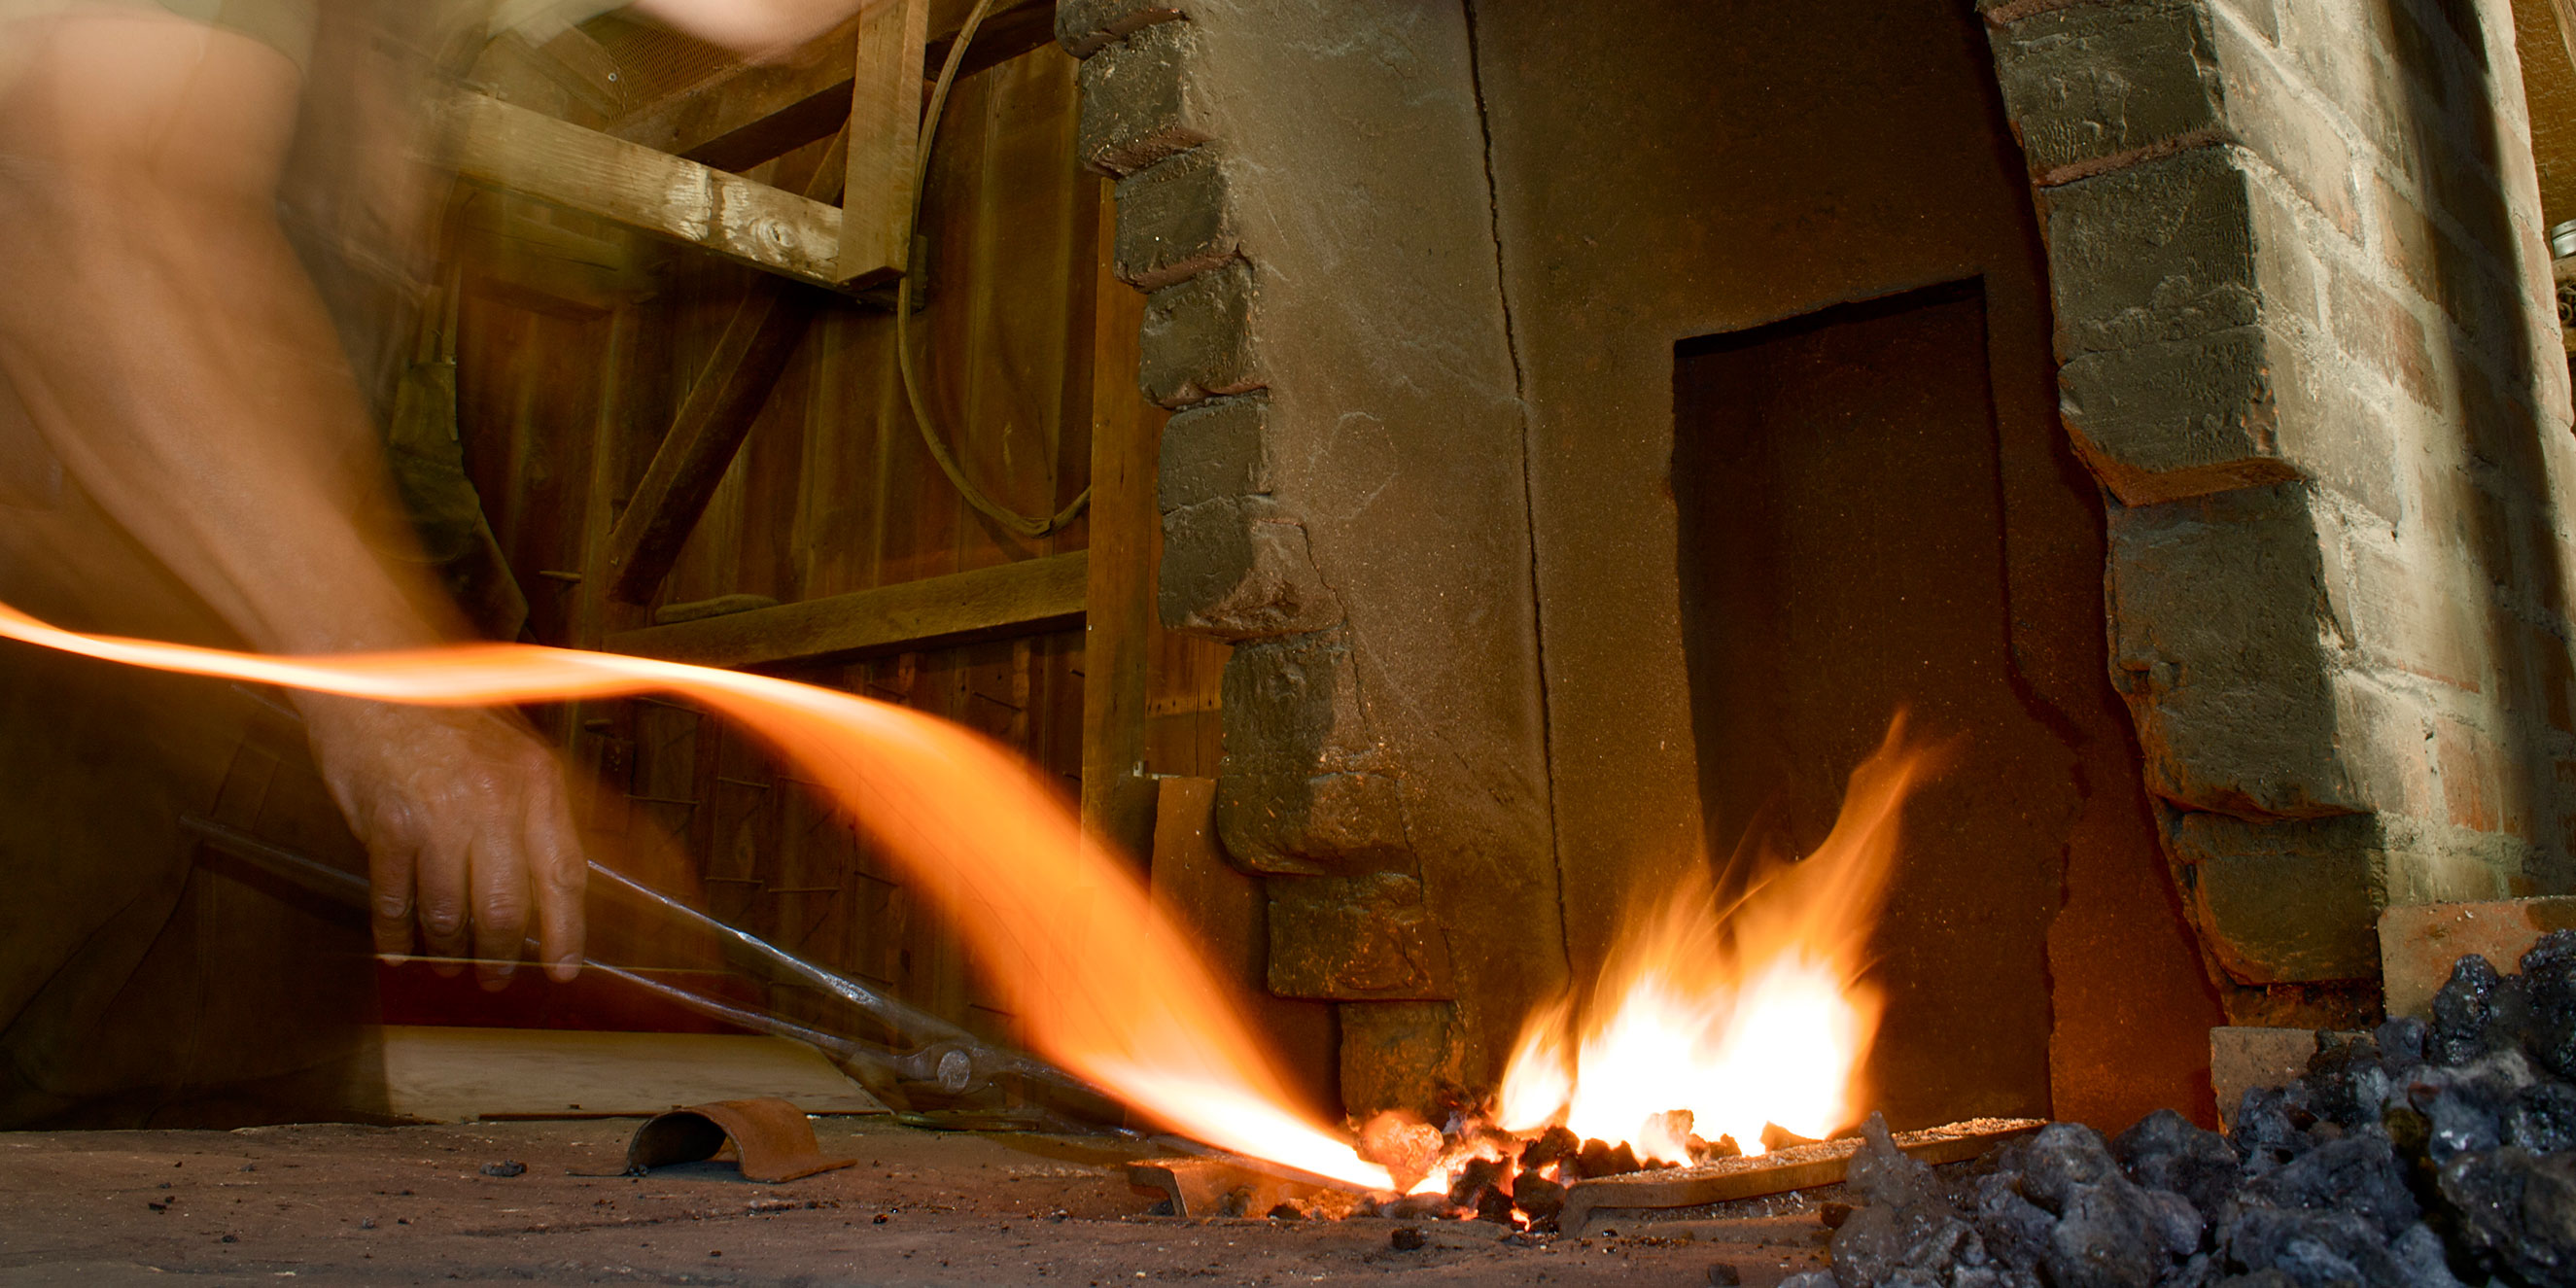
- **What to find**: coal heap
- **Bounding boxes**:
[1788,931,2576,1288]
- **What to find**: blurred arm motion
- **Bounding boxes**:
[0,9,583,989]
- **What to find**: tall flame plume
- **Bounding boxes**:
[1493,719,1938,1162]
[0,601,1393,1190]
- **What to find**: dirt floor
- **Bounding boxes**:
[0,1117,1844,1286]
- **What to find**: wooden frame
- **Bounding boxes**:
[442,0,1020,293]
[603,552,1089,670]
[442,92,846,287]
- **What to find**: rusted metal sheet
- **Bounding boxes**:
[627,1097,857,1182]
[1558,1118,2045,1236]
[1126,1155,1357,1219]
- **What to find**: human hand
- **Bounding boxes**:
[301,698,586,990]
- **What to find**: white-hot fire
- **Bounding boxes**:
[1493,720,1936,1163]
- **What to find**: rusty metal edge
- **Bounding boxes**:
[1128,1152,1381,1218]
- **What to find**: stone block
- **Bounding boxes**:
[1214,629,1410,874]
[1992,0,2226,177]
[2379,896,2576,1017]
[1338,1000,1466,1117]
[2059,324,2310,505]
[1075,19,1212,177]
[2108,485,2358,817]
[1266,872,1454,1000]
[1160,494,1345,641]
[2170,811,2386,984]
[1113,146,1238,292]
[1157,393,1271,512]
[2210,1027,2324,1127]
[2045,147,2261,357]
[1137,259,1264,407]
[1055,0,1183,59]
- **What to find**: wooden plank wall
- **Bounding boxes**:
[446,29,1229,1060]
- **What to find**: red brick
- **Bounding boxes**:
[2435,716,2498,831]
[2328,269,2442,407]
[2380,897,2576,1018]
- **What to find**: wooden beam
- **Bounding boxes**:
[837,0,930,288]
[599,133,853,605]
[605,0,1060,171]
[442,92,844,290]
[600,282,814,603]
[604,551,1090,670]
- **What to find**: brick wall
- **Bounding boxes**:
[1986,0,2576,1019]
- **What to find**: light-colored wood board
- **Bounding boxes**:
[441,93,845,289]
[379,1025,887,1122]
[605,550,1088,669]
[1559,1119,2045,1236]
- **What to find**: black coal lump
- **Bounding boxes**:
[2431,954,2532,1067]
[2046,1175,2197,1286]
[2115,1108,2243,1218]
[2514,1081,2576,1154]
[2524,930,2576,1081]
[2300,1031,2391,1129]
[2411,1050,2538,1162]
[1967,1172,2054,1276]
[2373,1015,2428,1072]
[2018,1123,2122,1215]
[2240,1127,2419,1238]
[2437,1145,2576,1287]
[2218,1205,2411,1287]
[2228,1084,2318,1177]
[2386,1223,2470,1288]
[1828,1116,1989,1287]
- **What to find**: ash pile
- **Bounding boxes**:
[1793,934,2576,1288]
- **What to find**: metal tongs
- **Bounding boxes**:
[179,814,1102,1106]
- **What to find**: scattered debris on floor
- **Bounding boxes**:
[0,1115,1841,1285]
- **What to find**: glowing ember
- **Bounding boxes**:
[0,600,1393,1191]
[1493,719,1937,1163]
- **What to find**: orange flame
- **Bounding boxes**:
[0,600,1392,1190]
[1493,718,1936,1160]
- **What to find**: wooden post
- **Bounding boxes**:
[1078,178,1164,865]
[837,0,930,289]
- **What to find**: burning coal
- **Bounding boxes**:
[1324,719,1946,1223]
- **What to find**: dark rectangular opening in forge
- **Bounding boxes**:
[1672,279,2059,1130]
